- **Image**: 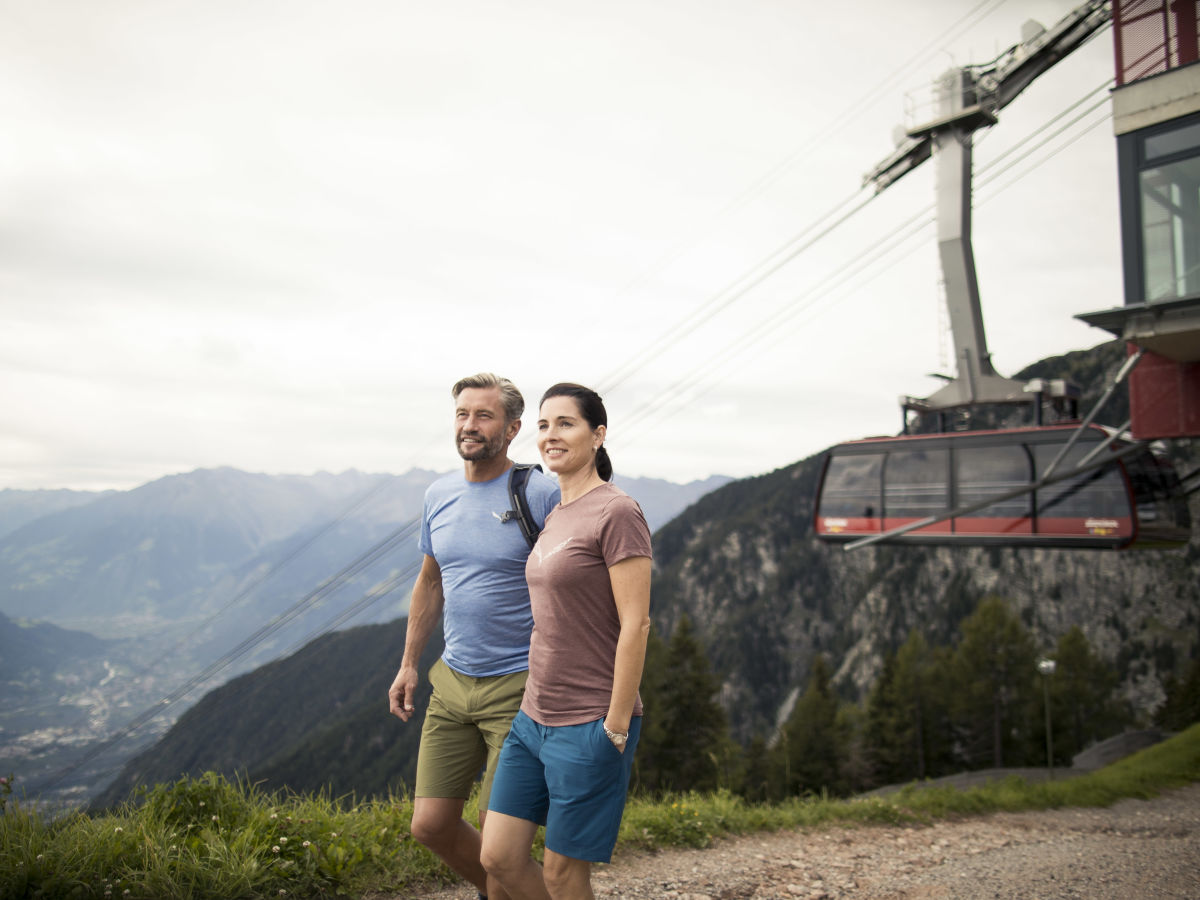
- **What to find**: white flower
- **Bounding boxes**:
[272,846,281,854]
[279,836,288,844]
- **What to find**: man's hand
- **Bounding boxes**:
[388,665,419,721]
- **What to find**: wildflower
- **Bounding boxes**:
[330,831,338,838]
[302,841,311,848]
[198,801,205,807]
[114,827,124,833]
[279,836,288,843]
[270,813,278,820]
[211,815,218,822]
[272,846,281,854]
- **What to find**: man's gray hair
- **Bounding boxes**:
[451,373,525,423]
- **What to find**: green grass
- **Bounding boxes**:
[3,724,1198,899]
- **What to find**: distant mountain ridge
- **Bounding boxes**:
[0,487,114,540]
[0,467,430,633]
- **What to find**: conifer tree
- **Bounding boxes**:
[635,615,730,793]
[737,734,775,802]
[1047,626,1130,761]
[779,654,844,796]
[1155,657,1200,731]
[952,596,1038,768]
[631,626,669,793]
[894,631,955,778]
[865,651,907,786]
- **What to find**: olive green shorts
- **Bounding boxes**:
[414,659,528,811]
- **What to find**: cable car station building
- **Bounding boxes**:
[1079,0,1200,440]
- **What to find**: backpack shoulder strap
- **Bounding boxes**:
[506,463,543,549]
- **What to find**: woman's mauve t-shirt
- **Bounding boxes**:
[521,482,653,726]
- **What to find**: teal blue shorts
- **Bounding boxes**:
[488,711,642,863]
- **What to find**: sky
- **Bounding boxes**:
[0,0,1124,491]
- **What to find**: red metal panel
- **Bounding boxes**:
[1177,0,1200,64]
[1113,0,1200,84]
[881,518,953,535]
[950,516,1032,536]
[1130,345,1200,437]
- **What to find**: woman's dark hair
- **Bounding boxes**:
[540,382,613,481]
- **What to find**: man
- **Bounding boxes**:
[389,373,559,900]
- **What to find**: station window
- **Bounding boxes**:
[1123,111,1200,304]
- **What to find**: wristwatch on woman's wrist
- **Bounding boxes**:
[604,725,628,749]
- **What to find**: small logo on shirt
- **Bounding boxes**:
[531,537,574,565]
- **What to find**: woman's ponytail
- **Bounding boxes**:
[595,445,613,482]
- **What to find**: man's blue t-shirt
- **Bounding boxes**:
[419,466,559,677]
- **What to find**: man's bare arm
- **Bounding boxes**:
[388,554,445,722]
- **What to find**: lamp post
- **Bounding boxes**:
[1037,658,1057,778]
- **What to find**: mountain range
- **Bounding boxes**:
[0,466,730,805]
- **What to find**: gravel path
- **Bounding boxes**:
[405,783,1200,899]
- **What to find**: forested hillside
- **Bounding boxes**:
[648,341,1198,745]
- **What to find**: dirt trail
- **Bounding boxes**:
[401,783,1200,899]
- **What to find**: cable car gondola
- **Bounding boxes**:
[816,4,1193,552]
[814,424,1191,550]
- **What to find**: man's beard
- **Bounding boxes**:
[456,431,505,461]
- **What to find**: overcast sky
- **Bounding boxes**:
[1,0,1122,491]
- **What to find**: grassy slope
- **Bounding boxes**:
[3,723,1197,899]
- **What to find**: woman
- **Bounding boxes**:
[481,383,652,900]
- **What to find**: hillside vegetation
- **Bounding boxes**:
[4,724,1197,900]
